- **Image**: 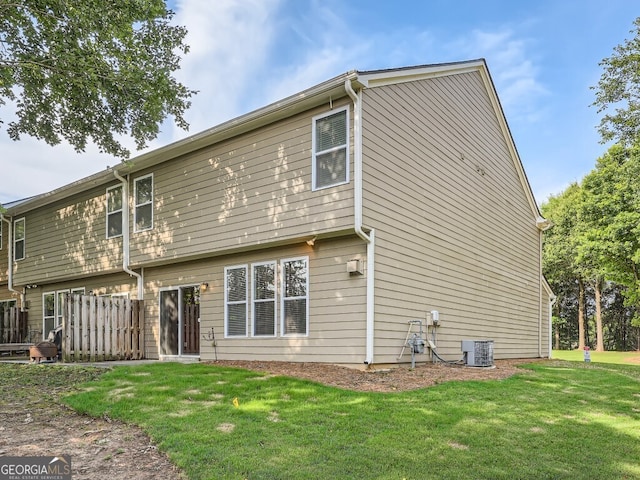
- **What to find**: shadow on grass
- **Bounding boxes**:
[62,361,640,480]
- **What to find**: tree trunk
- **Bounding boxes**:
[578,278,586,350]
[594,279,604,351]
[555,322,560,350]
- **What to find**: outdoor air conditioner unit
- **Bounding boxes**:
[461,340,494,367]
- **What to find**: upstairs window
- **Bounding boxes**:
[106,185,123,238]
[134,174,153,232]
[312,107,349,190]
[13,218,25,261]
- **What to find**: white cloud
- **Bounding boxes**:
[446,29,548,123]
[0,138,113,203]
[169,0,283,138]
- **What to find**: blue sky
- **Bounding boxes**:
[1,0,638,204]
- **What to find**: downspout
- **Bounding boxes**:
[345,79,376,365]
[112,170,144,300]
[536,217,552,357]
[1,215,22,306]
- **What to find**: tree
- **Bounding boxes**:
[580,144,640,349]
[542,183,588,350]
[593,17,640,146]
[0,0,195,159]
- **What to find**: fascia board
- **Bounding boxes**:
[357,59,486,88]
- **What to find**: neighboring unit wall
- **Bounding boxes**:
[129,101,355,266]
[21,272,138,342]
[362,71,542,362]
[12,185,124,286]
[143,236,367,363]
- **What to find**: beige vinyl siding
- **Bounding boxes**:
[12,185,124,286]
[0,286,19,306]
[143,235,367,362]
[362,71,542,362]
[20,273,137,342]
[130,101,355,266]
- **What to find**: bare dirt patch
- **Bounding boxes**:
[0,363,183,480]
[0,358,540,479]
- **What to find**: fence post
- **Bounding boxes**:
[132,300,144,359]
[88,295,96,362]
[97,297,105,361]
[123,299,131,359]
[62,293,74,362]
[73,295,81,362]
[19,310,28,342]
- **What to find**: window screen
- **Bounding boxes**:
[107,185,123,238]
[281,258,308,335]
[253,262,276,336]
[14,218,25,261]
[134,175,153,232]
[225,266,247,337]
[313,108,348,189]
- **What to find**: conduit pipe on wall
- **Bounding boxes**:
[112,170,144,300]
[345,78,376,366]
[0,214,23,307]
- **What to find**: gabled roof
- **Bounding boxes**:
[357,59,542,221]
[6,59,542,221]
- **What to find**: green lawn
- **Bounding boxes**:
[552,349,640,364]
[60,360,640,480]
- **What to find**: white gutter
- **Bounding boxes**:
[1,214,22,307]
[112,170,144,299]
[345,79,376,366]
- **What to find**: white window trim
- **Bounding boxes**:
[43,288,84,341]
[13,217,25,261]
[42,291,56,340]
[280,256,310,337]
[0,299,16,312]
[224,265,248,338]
[312,106,350,191]
[252,261,277,337]
[106,185,123,239]
[108,292,130,298]
[134,173,154,233]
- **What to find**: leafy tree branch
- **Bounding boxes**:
[0,0,196,158]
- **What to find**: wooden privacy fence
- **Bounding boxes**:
[0,307,28,343]
[62,294,144,362]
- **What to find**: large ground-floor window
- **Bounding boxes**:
[224,256,308,338]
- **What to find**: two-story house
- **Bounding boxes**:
[0,59,554,366]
